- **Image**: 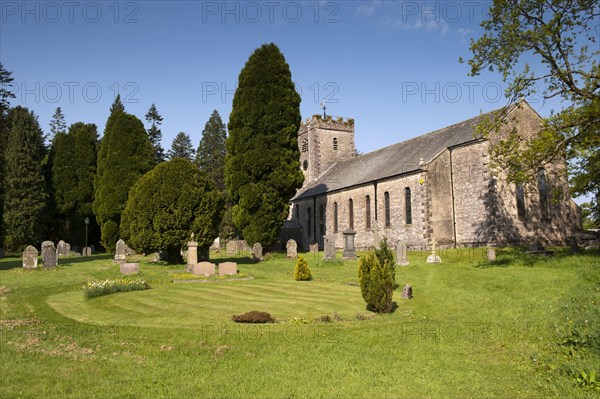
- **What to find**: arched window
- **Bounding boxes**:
[538,169,549,220]
[333,137,338,150]
[365,195,371,230]
[301,138,308,153]
[307,207,312,236]
[384,192,391,228]
[348,198,354,230]
[405,187,412,225]
[333,202,338,233]
[516,183,527,221]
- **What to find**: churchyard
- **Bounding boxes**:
[0,245,598,398]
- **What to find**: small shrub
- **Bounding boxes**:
[83,278,150,299]
[358,240,394,313]
[294,255,312,281]
[231,311,274,324]
[319,315,332,323]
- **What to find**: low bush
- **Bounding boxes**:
[232,311,274,324]
[294,255,312,281]
[82,278,151,299]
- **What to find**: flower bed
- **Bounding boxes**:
[82,278,151,299]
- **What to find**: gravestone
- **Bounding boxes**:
[22,245,38,269]
[286,239,297,259]
[90,244,95,253]
[401,284,413,299]
[252,243,263,262]
[210,237,220,252]
[153,252,168,262]
[486,247,496,261]
[193,261,215,276]
[187,236,198,272]
[114,239,127,263]
[56,240,69,257]
[226,240,237,255]
[426,237,441,263]
[342,229,357,259]
[219,262,237,276]
[396,241,409,266]
[310,243,318,254]
[82,246,92,256]
[124,243,135,256]
[323,236,336,261]
[41,241,57,269]
[120,262,139,275]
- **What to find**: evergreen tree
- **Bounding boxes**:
[145,103,165,165]
[93,111,153,250]
[3,107,47,251]
[196,110,227,192]
[0,62,15,250]
[121,158,223,263]
[49,107,66,143]
[168,132,195,161]
[358,243,394,314]
[225,43,304,247]
[50,122,99,246]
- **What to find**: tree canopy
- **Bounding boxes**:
[196,110,227,192]
[464,0,599,225]
[225,43,304,247]
[145,103,165,165]
[168,132,195,161]
[121,158,223,263]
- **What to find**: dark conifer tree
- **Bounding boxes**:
[196,110,227,192]
[225,43,304,247]
[168,132,195,161]
[145,103,165,165]
[49,107,66,143]
[3,107,47,250]
[0,62,15,251]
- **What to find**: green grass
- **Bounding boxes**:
[0,248,598,398]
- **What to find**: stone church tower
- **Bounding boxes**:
[297,116,356,186]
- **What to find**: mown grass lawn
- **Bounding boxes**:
[0,248,598,398]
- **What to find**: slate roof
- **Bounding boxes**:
[293,108,498,201]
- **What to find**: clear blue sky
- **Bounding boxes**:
[1,1,580,187]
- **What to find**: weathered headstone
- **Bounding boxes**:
[82,246,92,256]
[193,261,215,276]
[286,239,297,259]
[226,240,237,255]
[401,284,413,299]
[342,229,357,259]
[56,240,69,257]
[486,246,496,261]
[41,241,57,269]
[252,243,263,262]
[396,241,409,266]
[90,244,95,253]
[124,243,135,256]
[309,243,318,254]
[426,237,441,263]
[187,236,198,272]
[153,252,168,262]
[120,262,140,275]
[22,245,38,269]
[219,262,237,276]
[323,236,336,261]
[114,239,127,263]
[210,237,220,252]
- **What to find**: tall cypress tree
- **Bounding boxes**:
[168,132,195,161]
[145,104,165,165]
[0,63,15,251]
[3,107,47,251]
[225,43,304,247]
[49,107,66,143]
[196,110,227,192]
[93,111,153,250]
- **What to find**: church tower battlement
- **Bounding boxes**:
[298,115,355,187]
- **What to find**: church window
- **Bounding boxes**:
[333,137,338,150]
[319,204,325,237]
[384,192,391,228]
[405,187,412,225]
[348,198,354,230]
[516,183,527,221]
[538,169,549,221]
[301,138,308,153]
[307,207,312,236]
[365,195,371,230]
[333,202,338,233]
[303,160,308,171]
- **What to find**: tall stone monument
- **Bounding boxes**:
[342,229,357,259]
[426,237,442,263]
[323,235,336,261]
[396,241,409,266]
[187,234,198,272]
[42,241,57,269]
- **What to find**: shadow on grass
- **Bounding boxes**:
[0,254,114,271]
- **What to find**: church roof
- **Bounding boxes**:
[293,108,499,200]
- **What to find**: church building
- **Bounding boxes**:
[288,100,581,250]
